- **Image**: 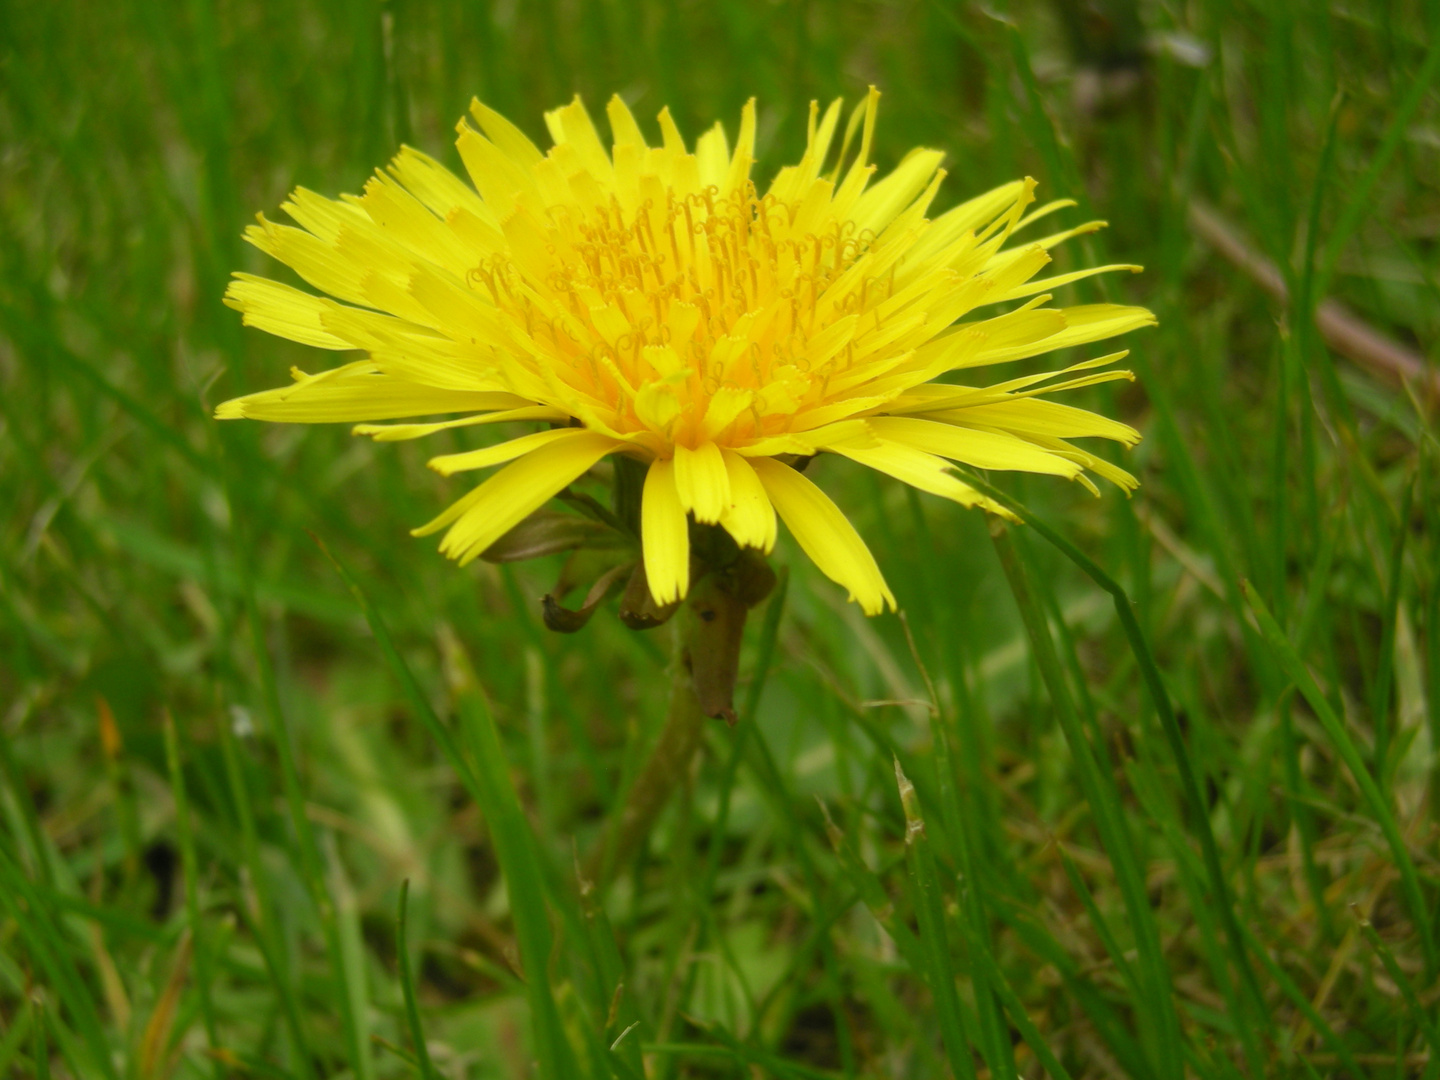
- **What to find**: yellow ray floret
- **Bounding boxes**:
[217,90,1154,614]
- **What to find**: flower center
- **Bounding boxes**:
[469,181,903,451]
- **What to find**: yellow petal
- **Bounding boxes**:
[828,437,988,507]
[866,417,1080,477]
[469,98,545,167]
[976,304,1156,365]
[416,431,618,564]
[902,179,1027,266]
[634,382,681,432]
[319,304,507,392]
[1013,197,1078,234]
[280,186,369,244]
[701,386,754,440]
[890,352,1132,411]
[852,148,945,235]
[791,394,895,433]
[749,457,895,615]
[641,344,685,378]
[656,105,687,154]
[455,124,537,217]
[695,121,731,189]
[832,86,880,207]
[841,440,1019,522]
[1008,432,1140,492]
[386,146,493,224]
[930,398,1141,446]
[721,98,757,197]
[243,215,370,308]
[406,264,507,343]
[545,95,613,182]
[673,441,730,523]
[214,363,522,423]
[427,427,582,476]
[719,450,776,552]
[224,274,351,350]
[804,313,860,368]
[770,98,842,201]
[605,94,648,148]
[352,406,564,442]
[992,263,1143,304]
[910,301,1066,377]
[995,219,1108,262]
[356,172,474,278]
[642,457,690,605]
[741,419,876,456]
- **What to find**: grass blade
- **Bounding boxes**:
[455,670,580,1080]
[992,520,1184,1080]
[1242,581,1436,976]
[1319,36,1440,290]
[0,843,116,1080]
[0,1001,32,1077]
[1235,920,1363,1077]
[895,758,979,1080]
[213,699,316,1080]
[216,463,367,1077]
[313,532,478,794]
[396,880,439,1080]
[317,534,578,1080]
[899,616,1016,1080]
[1354,909,1440,1080]
[161,710,222,1077]
[967,472,1271,1028]
[33,997,49,1080]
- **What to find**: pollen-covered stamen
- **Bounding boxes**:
[468,178,922,449]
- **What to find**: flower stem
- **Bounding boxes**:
[588,625,707,886]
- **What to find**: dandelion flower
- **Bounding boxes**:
[217,91,1152,615]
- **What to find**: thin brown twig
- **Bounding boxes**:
[1187,200,1439,400]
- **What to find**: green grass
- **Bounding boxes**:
[3,0,1439,1076]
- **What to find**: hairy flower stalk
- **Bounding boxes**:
[217,89,1153,626]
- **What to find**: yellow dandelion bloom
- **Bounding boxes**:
[217,91,1152,615]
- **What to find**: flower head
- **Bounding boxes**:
[217,91,1152,615]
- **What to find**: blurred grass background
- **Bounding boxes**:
[3,0,1439,1076]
